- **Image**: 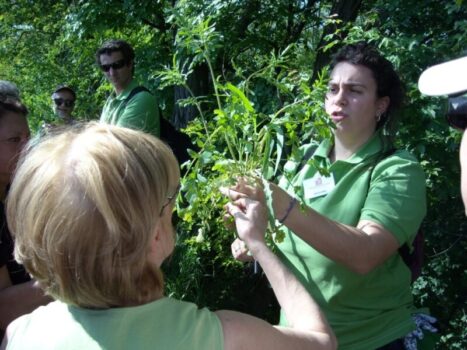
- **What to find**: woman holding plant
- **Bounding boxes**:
[226,42,435,349]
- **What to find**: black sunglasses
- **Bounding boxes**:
[160,183,181,216]
[100,59,127,72]
[54,98,75,107]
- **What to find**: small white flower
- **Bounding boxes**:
[195,228,204,243]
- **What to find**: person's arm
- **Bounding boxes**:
[117,92,160,137]
[226,181,398,275]
[0,266,51,330]
[228,157,425,275]
[217,195,336,350]
[460,130,467,216]
[273,188,399,275]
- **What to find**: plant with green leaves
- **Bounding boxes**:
[159,18,328,222]
[156,15,332,310]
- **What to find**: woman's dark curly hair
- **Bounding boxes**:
[330,41,404,136]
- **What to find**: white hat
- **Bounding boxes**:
[418,56,467,96]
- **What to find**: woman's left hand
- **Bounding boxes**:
[221,184,269,255]
[231,238,254,262]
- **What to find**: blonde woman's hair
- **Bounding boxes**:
[7,122,180,308]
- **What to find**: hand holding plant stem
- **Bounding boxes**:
[221,177,285,245]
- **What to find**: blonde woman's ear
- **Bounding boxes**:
[149,219,175,266]
[147,224,164,266]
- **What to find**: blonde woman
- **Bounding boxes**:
[1,123,335,350]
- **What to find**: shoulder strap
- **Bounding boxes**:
[123,86,197,169]
[399,227,424,283]
[124,85,165,118]
[124,86,151,108]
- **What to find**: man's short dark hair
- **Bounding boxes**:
[52,85,76,101]
[95,39,135,67]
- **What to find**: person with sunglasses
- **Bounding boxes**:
[1,122,336,350]
[419,55,467,215]
[51,85,76,126]
[96,39,160,138]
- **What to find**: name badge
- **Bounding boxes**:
[303,172,335,199]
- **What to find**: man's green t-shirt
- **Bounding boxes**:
[100,80,160,137]
[277,133,427,349]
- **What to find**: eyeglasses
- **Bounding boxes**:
[54,98,75,107]
[100,59,127,72]
[160,183,181,216]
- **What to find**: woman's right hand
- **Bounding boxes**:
[220,178,266,206]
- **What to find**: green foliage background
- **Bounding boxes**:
[1,0,465,348]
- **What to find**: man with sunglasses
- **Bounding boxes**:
[419,55,467,215]
[51,85,76,125]
[96,39,160,137]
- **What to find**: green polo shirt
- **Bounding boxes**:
[100,80,160,137]
[277,133,426,350]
